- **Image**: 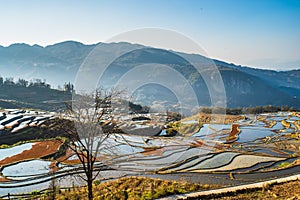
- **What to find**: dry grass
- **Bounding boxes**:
[197,113,245,124]
[210,179,300,200]
[44,177,218,200]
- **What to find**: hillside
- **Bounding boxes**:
[0,41,299,109]
[0,84,71,111]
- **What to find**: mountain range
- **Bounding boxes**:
[0,41,299,110]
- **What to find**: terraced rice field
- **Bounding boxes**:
[0,110,299,196]
[0,109,55,134]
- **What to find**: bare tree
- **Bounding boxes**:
[62,88,122,200]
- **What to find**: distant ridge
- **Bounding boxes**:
[0,41,299,109]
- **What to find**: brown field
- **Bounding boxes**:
[226,124,240,143]
[0,140,63,176]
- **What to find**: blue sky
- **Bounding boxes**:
[0,0,299,70]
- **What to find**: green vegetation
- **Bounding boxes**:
[276,161,291,169]
[30,190,41,196]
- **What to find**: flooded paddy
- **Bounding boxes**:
[2,160,52,178]
[0,110,299,196]
[0,143,34,161]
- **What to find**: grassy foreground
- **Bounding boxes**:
[209,179,300,200]
[53,178,300,200]
[38,177,217,200]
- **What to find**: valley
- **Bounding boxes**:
[0,42,299,110]
[0,40,299,200]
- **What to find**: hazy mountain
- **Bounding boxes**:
[0,41,96,86]
[100,47,300,109]
[0,41,299,109]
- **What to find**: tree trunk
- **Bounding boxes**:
[87,152,93,200]
[88,178,93,200]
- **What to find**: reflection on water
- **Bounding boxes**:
[193,124,230,137]
[0,143,34,161]
[2,160,51,178]
[0,112,299,195]
[238,127,273,142]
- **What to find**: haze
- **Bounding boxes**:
[0,0,299,70]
